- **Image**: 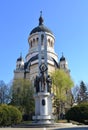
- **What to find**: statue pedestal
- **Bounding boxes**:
[33,92,54,124]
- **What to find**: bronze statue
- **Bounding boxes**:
[34,75,40,93]
[34,63,52,93]
[46,75,52,93]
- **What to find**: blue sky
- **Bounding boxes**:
[0,0,88,85]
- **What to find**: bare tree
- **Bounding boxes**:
[0,80,10,104]
[72,85,80,103]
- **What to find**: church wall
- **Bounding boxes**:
[14,71,24,79]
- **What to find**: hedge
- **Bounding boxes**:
[65,103,88,124]
[0,104,22,126]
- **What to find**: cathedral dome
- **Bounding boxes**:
[30,25,53,35]
[30,13,53,35]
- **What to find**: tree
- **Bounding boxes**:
[72,85,80,103]
[10,79,34,119]
[0,80,10,104]
[51,69,74,118]
[77,81,88,103]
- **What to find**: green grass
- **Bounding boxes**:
[20,120,32,124]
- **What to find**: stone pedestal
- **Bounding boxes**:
[33,92,54,124]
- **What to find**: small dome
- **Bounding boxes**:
[60,54,66,62]
[30,13,53,35]
[17,54,24,62]
[16,54,24,70]
[17,57,22,62]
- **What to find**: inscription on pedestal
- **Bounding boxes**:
[42,99,45,106]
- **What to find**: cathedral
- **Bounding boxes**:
[14,13,70,82]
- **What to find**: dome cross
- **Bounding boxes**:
[39,11,44,25]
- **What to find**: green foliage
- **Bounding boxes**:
[8,105,22,125]
[52,69,74,101]
[66,103,88,124]
[0,104,22,126]
[51,69,74,118]
[11,79,34,117]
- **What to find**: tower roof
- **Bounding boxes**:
[17,53,24,62]
[60,53,66,62]
[30,12,53,35]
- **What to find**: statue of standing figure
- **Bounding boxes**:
[46,75,52,93]
[34,76,40,93]
[34,63,52,93]
[39,63,48,91]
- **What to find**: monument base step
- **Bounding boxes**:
[13,122,77,128]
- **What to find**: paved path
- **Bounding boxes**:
[49,127,88,130]
[0,128,45,130]
[0,126,88,130]
[48,127,88,130]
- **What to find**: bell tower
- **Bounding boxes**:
[59,53,70,75]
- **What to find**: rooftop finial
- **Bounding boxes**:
[60,52,66,61]
[62,52,63,57]
[39,11,44,25]
[40,11,42,17]
[20,52,22,58]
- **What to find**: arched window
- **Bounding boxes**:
[41,34,44,45]
[33,38,35,44]
[48,39,50,46]
[36,37,39,43]
[51,41,53,47]
[30,41,32,48]
[36,37,39,45]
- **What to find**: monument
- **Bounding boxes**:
[32,31,54,124]
[13,12,72,127]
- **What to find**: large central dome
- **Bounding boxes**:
[30,13,53,35]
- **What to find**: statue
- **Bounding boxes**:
[39,63,47,91]
[34,63,52,93]
[34,75,40,93]
[46,75,52,93]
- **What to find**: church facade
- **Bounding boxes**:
[14,14,70,82]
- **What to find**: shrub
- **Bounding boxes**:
[0,104,11,126]
[8,105,22,125]
[0,104,22,126]
[65,103,88,124]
